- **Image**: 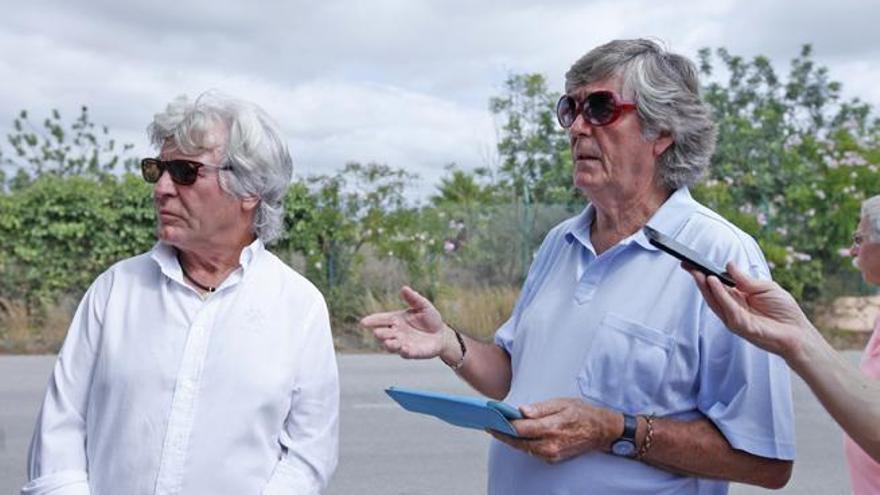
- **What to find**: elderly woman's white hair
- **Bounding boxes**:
[861,195,880,242]
[147,91,293,244]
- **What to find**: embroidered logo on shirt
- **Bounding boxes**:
[242,308,267,334]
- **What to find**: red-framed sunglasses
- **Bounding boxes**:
[141,158,232,186]
[556,91,637,128]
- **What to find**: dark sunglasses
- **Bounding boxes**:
[853,231,866,247]
[556,91,637,128]
[141,158,232,186]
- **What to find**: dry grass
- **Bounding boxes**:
[0,297,72,354]
[0,297,31,352]
[358,285,520,347]
[436,285,520,341]
[2,288,873,354]
[358,251,411,295]
[41,301,74,350]
[817,326,873,351]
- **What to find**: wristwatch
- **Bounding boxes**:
[610,413,637,457]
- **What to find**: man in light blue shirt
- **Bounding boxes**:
[363,39,795,494]
[484,186,794,494]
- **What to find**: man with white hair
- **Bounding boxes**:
[22,93,339,495]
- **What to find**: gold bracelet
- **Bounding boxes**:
[635,414,655,460]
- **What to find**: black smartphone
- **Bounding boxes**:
[643,226,736,287]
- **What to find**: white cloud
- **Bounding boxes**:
[1,0,878,199]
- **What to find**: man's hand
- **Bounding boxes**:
[684,262,816,361]
[360,286,456,360]
[488,398,619,463]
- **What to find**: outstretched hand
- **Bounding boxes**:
[685,262,815,359]
[360,286,451,359]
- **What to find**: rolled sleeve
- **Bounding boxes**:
[691,233,795,460]
[20,470,90,495]
[493,225,565,354]
[697,292,796,460]
[493,269,534,355]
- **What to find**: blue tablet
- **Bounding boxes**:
[385,386,523,437]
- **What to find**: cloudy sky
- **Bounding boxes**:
[1,0,879,197]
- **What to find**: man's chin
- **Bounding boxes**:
[156,226,181,245]
[573,176,601,193]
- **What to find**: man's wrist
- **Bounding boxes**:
[634,414,656,460]
[438,325,465,369]
[603,409,626,453]
[606,411,656,459]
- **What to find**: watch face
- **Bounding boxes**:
[611,439,636,457]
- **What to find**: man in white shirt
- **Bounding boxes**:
[22,93,339,495]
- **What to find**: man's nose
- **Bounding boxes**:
[153,169,177,198]
[569,112,595,137]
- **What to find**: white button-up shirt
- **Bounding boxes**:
[22,240,339,495]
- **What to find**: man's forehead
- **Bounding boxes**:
[159,140,225,161]
[568,76,624,97]
[159,138,213,153]
[159,124,229,159]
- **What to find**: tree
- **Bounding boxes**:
[490,73,573,205]
[431,163,497,210]
[278,162,420,310]
[489,73,575,280]
[0,106,149,324]
[1,106,136,190]
[695,45,880,303]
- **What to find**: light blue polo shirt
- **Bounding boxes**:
[489,187,795,495]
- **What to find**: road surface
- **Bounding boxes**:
[0,353,856,494]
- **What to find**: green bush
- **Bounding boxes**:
[0,174,155,312]
[2,45,879,352]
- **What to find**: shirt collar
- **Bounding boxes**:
[238,237,264,270]
[563,206,595,250]
[563,187,698,252]
[638,187,699,250]
[150,237,265,282]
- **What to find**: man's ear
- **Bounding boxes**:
[653,132,674,158]
[241,196,260,212]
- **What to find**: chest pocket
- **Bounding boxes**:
[577,312,674,414]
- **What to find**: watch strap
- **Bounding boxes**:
[620,413,637,442]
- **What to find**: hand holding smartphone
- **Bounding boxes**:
[643,226,736,287]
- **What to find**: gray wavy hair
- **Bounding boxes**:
[565,39,717,189]
[861,195,880,242]
[147,92,293,244]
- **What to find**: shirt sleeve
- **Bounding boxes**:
[22,275,109,495]
[494,283,531,354]
[696,251,796,461]
[262,296,339,495]
[494,227,563,353]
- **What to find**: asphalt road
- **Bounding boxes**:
[0,353,858,494]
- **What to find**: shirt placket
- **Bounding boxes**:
[154,302,217,495]
[574,246,621,304]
